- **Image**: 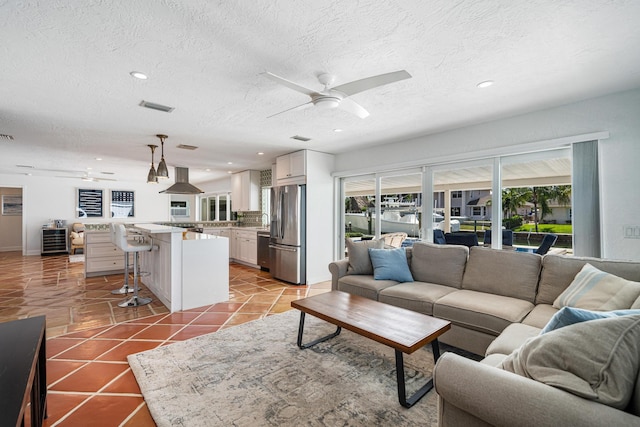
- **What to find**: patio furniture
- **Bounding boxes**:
[69,222,84,254]
[433,229,447,244]
[382,232,407,248]
[444,232,479,247]
[483,229,514,246]
[534,233,558,255]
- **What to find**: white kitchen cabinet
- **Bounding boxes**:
[233,229,257,266]
[231,170,260,211]
[276,150,306,184]
[84,231,131,277]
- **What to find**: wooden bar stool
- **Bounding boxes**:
[112,223,154,307]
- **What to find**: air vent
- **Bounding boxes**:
[291,135,311,142]
[100,171,115,175]
[0,134,14,140]
[177,144,198,150]
[16,164,34,168]
[139,100,175,113]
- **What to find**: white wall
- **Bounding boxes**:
[0,174,171,255]
[334,89,640,261]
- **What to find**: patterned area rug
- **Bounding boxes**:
[128,310,441,426]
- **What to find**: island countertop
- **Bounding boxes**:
[133,223,184,233]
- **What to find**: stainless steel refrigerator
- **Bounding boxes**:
[269,184,306,284]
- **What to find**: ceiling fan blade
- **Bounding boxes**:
[332,70,411,97]
[267,101,313,118]
[338,98,370,119]
[262,72,319,97]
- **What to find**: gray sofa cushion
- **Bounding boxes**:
[337,275,397,300]
[378,281,459,315]
[461,247,541,303]
[410,242,468,288]
[345,239,384,275]
[434,290,534,336]
[486,323,541,357]
[521,304,558,329]
[500,315,640,411]
[536,254,640,305]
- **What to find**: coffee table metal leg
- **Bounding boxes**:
[296,311,342,349]
[395,339,441,408]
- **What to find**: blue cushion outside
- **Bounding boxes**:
[540,306,640,334]
[368,247,414,283]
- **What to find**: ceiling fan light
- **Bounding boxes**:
[314,97,340,109]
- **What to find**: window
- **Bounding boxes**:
[452,191,462,198]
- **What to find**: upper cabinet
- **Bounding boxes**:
[231,170,260,212]
[276,150,306,185]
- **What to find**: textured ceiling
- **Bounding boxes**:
[1,0,639,185]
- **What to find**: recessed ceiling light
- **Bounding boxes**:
[227,171,232,174]
[333,129,343,133]
[227,161,233,165]
[130,71,148,80]
[477,80,494,88]
[205,168,211,172]
[257,152,264,156]
[86,167,92,170]
[95,157,102,161]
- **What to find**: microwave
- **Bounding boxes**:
[170,201,189,217]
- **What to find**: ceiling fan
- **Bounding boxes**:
[14,165,117,181]
[262,70,411,119]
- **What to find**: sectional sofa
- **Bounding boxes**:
[328,240,640,425]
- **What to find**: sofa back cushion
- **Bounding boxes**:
[462,247,541,303]
[537,254,640,305]
[410,242,468,288]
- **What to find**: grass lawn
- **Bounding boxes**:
[513,224,573,234]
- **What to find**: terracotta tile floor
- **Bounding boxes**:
[0,251,330,426]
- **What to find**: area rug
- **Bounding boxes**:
[128,310,440,426]
[68,254,84,263]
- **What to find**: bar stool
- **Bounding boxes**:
[112,224,154,307]
[110,223,134,295]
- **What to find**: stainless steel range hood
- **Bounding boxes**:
[159,167,204,194]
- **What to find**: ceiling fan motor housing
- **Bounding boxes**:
[313,95,341,109]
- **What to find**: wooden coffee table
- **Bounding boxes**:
[291,290,451,408]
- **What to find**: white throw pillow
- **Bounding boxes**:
[553,263,640,310]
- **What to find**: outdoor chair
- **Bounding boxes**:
[433,229,447,245]
[382,232,408,248]
[444,232,479,247]
[534,233,558,255]
[483,229,514,246]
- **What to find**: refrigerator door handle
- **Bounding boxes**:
[269,244,297,252]
[279,191,285,239]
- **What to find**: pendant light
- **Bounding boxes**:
[147,144,158,183]
[156,134,169,180]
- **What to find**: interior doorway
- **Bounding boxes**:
[0,187,23,252]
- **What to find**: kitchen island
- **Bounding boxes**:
[134,224,229,312]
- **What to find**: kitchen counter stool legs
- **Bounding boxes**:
[111,224,153,308]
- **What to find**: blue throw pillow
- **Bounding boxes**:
[541,306,640,334]
[368,247,413,283]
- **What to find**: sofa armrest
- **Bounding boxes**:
[433,353,637,427]
[328,259,349,291]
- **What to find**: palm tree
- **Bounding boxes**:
[502,187,532,219]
